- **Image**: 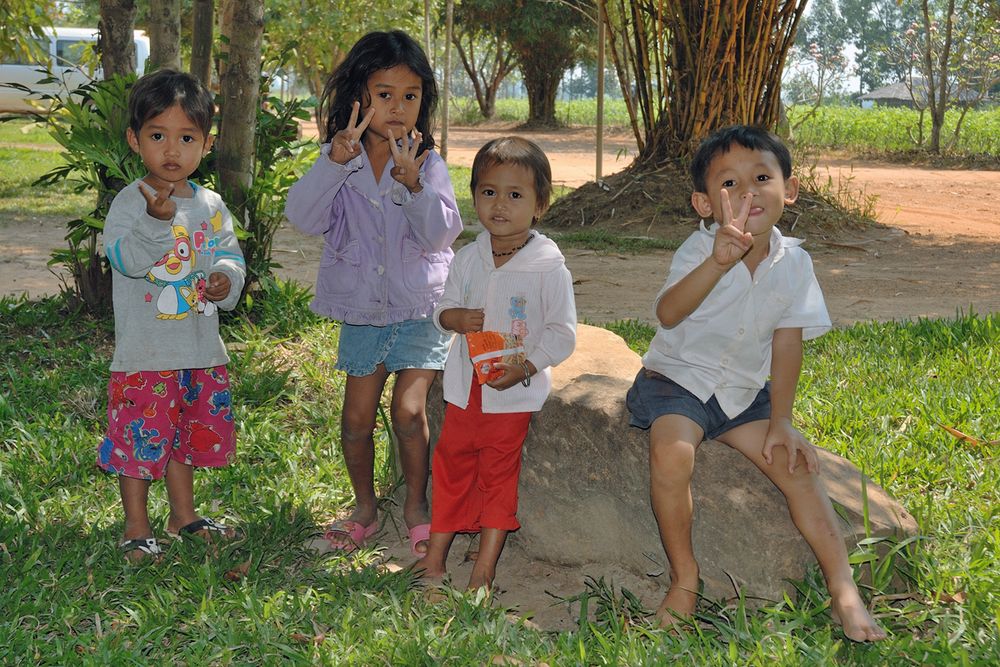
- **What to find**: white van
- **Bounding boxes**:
[0,27,150,113]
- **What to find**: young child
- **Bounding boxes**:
[413,137,577,590]
[284,30,462,556]
[625,125,885,641]
[98,69,246,562]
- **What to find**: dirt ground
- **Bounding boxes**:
[3,127,998,629]
[4,124,999,325]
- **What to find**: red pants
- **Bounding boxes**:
[431,382,532,533]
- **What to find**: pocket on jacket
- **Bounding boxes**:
[401,238,449,293]
[318,238,361,294]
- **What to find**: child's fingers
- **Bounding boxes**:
[347,101,360,132]
[413,149,429,170]
[761,440,775,465]
[156,182,174,205]
[720,188,733,226]
[787,445,799,474]
[138,181,157,204]
[408,131,422,159]
[355,106,375,136]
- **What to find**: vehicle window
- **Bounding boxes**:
[1,39,48,66]
[55,39,93,67]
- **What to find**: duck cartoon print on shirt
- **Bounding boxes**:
[146,225,204,319]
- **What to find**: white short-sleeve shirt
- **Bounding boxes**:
[641,221,831,418]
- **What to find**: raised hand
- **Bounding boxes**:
[387,128,429,193]
[328,101,374,164]
[711,188,753,268]
[139,180,176,221]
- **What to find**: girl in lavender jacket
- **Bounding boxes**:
[284,31,462,557]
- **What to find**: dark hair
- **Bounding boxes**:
[470,136,553,214]
[319,30,438,150]
[689,125,792,193]
[128,69,215,138]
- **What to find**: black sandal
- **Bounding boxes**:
[120,537,163,562]
[168,517,236,541]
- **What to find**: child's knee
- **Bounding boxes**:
[390,407,426,440]
[341,416,376,443]
[649,437,696,482]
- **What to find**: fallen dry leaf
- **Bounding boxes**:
[223,559,252,582]
[939,591,967,604]
[937,423,981,446]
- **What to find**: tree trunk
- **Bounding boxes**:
[190,0,214,87]
[148,0,182,70]
[216,0,263,217]
[441,0,453,159]
[522,61,561,127]
[98,0,137,79]
[601,0,807,162]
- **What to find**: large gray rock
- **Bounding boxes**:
[426,324,918,603]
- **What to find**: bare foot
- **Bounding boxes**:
[466,571,495,592]
[409,557,447,583]
[655,583,698,629]
[831,592,887,642]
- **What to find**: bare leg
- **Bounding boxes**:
[411,531,455,581]
[390,368,437,554]
[164,458,199,534]
[120,475,153,540]
[119,475,155,562]
[718,421,887,642]
[648,414,704,628]
[339,366,391,530]
[467,527,507,591]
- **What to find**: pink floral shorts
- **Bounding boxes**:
[97,366,236,480]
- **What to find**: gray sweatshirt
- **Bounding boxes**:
[103,180,246,372]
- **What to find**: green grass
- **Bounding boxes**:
[0,117,56,145]
[0,147,93,220]
[3,284,998,663]
[788,105,1000,158]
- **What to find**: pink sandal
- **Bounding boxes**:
[308,519,378,554]
[408,523,431,557]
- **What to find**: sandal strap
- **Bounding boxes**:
[120,537,163,555]
[180,517,231,535]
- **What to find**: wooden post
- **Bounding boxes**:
[596,2,606,181]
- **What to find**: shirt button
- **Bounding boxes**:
[377,265,385,275]
[721,358,729,366]
[738,328,745,335]
[376,235,384,243]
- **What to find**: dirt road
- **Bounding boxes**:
[3,125,999,324]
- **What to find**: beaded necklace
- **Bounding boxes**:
[491,234,533,257]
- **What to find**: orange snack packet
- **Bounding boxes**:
[466,331,525,384]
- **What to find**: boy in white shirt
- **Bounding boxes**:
[626,125,885,641]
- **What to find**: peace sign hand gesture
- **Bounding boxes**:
[711,188,754,269]
[139,181,176,221]
[328,101,374,165]
[387,128,428,193]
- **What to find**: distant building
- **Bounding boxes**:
[858,76,982,109]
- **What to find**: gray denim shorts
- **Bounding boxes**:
[626,368,771,440]
[335,318,451,376]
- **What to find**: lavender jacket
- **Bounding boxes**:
[284,142,463,325]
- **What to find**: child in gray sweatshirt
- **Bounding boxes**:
[97,69,245,562]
